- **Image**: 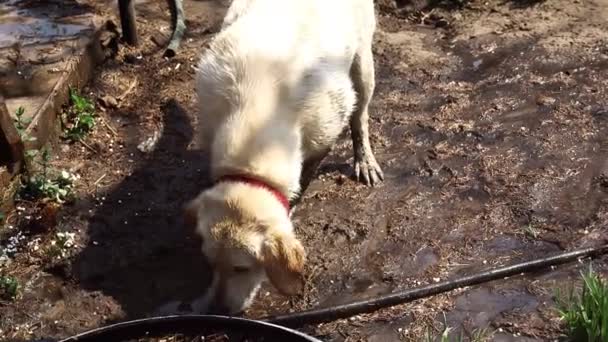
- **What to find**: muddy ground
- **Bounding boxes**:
[1,0,608,341]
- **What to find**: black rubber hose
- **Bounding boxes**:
[118,0,138,46]
[164,0,186,58]
[44,244,608,342]
[263,244,608,327]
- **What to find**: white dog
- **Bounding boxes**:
[185,0,384,314]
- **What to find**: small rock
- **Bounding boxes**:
[535,95,556,106]
[99,95,118,109]
[137,129,162,153]
[473,59,483,70]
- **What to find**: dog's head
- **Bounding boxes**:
[185,190,305,314]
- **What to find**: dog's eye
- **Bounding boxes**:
[233,266,250,273]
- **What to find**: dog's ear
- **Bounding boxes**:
[261,230,306,296]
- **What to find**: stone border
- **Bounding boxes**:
[0,18,108,215]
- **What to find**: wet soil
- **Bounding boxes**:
[1,0,608,341]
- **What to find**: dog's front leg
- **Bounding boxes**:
[350,48,384,186]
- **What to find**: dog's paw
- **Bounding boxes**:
[354,152,384,186]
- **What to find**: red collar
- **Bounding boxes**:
[217,174,290,214]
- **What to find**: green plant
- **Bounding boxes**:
[469,327,493,342]
[424,325,454,342]
[556,266,608,341]
[63,88,96,141]
[423,324,493,342]
[523,223,539,239]
[20,149,77,203]
[47,231,77,260]
[423,314,457,342]
[0,275,19,300]
[13,107,36,143]
[24,149,39,163]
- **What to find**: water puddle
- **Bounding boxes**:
[0,1,95,49]
[445,287,538,329]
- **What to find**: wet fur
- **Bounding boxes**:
[187,0,383,314]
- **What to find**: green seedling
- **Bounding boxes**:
[13,107,36,143]
[423,317,493,342]
[523,223,539,239]
[423,313,456,342]
[556,266,608,342]
[24,149,38,161]
[63,88,96,141]
[424,326,453,342]
[469,328,494,342]
[46,231,77,260]
[0,275,19,300]
[20,149,77,203]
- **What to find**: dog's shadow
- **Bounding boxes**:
[69,99,215,319]
[66,55,362,321]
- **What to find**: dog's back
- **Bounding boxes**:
[219,0,375,66]
[195,0,377,196]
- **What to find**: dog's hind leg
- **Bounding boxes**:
[349,47,384,186]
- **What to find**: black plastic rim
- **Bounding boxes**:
[58,315,322,342]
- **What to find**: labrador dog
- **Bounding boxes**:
[185,0,383,314]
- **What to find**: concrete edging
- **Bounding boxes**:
[0,20,107,215]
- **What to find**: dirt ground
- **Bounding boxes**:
[1,0,608,341]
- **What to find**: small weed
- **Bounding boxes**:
[23,148,39,164]
[424,326,454,342]
[523,223,539,239]
[63,88,96,141]
[556,266,608,342]
[469,327,494,342]
[13,107,36,143]
[423,323,493,342]
[0,275,19,300]
[14,107,40,169]
[423,314,456,342]
[439,326,452,342]
[20,149,78,203]
[46,231,77,260]
[13,107,28,132]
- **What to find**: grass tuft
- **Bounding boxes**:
[556,266,608,342]
[0,275,19,300]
